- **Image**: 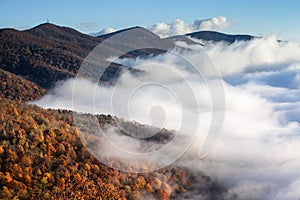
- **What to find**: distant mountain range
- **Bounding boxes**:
[0,23,254,102]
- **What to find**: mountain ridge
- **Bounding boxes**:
[0,23,256,101]
[0,23,176,92]
[186,30,255,43]
[1,97,224,199]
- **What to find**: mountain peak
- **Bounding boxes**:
[24,22,100,47]
[27,22,82,36]
[96,26,161,40]
[30,22,58,29]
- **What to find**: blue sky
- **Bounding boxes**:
[1,0,300,40]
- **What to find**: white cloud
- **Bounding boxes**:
[149,16,230,38]
[194,16,229,30]
[193,35,300,76]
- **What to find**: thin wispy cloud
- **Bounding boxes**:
[76,22,100,32]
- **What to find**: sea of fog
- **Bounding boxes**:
[34,36,300,199]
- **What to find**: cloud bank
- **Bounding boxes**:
[33,36,300,199]
[149,16,230,38]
